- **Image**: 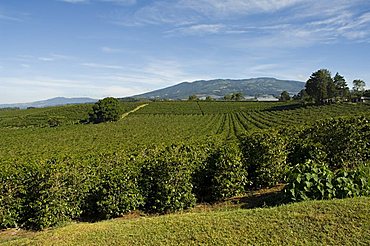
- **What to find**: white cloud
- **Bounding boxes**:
[0,9,25,22]
[110,0,303,27]
[100,85,143,98]
[81,62,124,69]
[109,0,370,46]
[0,75,150,103]
[60,0,136,5]
[38,53,74,62]
[38,57,55,62]
[167,24,225,36]
[101,46,124,53]
[0,13,21,21]
[100,0,136,5]
[60,0,89,3]
[182,0,304,16]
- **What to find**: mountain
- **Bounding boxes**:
[0,97,97,109]
[133,78,305,99]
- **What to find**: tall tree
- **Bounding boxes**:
[188,94,198,101]
[231,92,244,101]
[89,97,121,123]
[353,79,366,94]
[279,91,291,101]
[333,73,348,98]
[305,69,335,104]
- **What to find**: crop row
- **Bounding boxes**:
[1,116,369,230]
[1,102,369,161]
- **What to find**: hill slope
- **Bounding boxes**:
[133,78,305,99]
[2,197,369,245]
[0,97,97,109]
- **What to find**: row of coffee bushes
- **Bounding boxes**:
[1,117,369,230]
[0,141,221,230]
[284,117,370,201]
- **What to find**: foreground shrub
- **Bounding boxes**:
[285,160,335,201]
[241,130,288,188]
[290,117,370,169]
[0,163,24,229]
[285,160,370,201]
[333,165,370,198]
[194,142,247,202]
[0,154,144,229]
[82,155,144,220]
[17,159,83,230]
[140,145,197,213]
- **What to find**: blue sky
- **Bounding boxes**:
[0,0,370,103]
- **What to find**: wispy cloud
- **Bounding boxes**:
[99,0,136,5]
[110,0,303,27]
[38,53,74,62]
[60,0,136,5]
[59,0,89,3]
[81,62,124,69]
[182,0,304,17]
[101,46,124,53]
[166,24,225,36]
[109,0,370,47]
[0,10,24,22]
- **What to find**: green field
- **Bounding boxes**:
[0,101,369,160]
[2,197,370,245]
[0,101,369,243]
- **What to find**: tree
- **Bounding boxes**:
[353,79,366,94]
[364,90,370,97]
[223,94,232,100]
[333,73,348,98]
[293,89,309,101]
[205,96,214,101]
[279,91,291,101]
[89,97,121,123]
[188,95,198,101]
[231,92,244,101]
[305,69,335,104]
[224,93,243,101]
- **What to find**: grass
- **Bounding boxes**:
[1,197,369,245]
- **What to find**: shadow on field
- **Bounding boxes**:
[228,184,289,209]
[263,103,308,112]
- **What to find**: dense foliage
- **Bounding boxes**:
[286,161,370,201]
[0,101,369,230]
[89,97,121,123]
[301,69,367,104]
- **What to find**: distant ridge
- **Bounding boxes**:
[132,78,305,99]
[0,97,97,109]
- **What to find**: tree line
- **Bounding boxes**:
[293,69,368,104]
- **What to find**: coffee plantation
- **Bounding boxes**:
[0,101,369,230]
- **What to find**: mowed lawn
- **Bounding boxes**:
[2,197,369,245]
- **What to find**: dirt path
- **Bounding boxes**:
[120,104,148,120]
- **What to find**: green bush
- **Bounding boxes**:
[285,160,335,201]
[241,130,288,188]
[140,145,197,213]
[83,155,144,220]
[285,161,370,202]
[292,117,370,169]
[194,143,247,202]
[0,163,25,229]
[89,97,122,123]
[333,166,370,198]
